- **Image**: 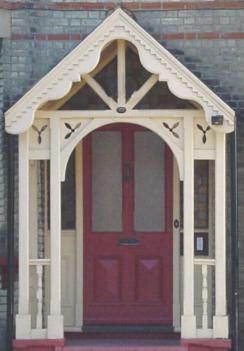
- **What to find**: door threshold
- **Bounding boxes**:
[82,325,174,333]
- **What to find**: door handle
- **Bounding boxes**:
[118,238,140,246]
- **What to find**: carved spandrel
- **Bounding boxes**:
[29,119,50,159]
[194,118,215,151]
[161,118,183,147]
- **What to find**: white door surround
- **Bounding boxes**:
[4,8,234,341]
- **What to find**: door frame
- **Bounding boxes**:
[71,129,181,331]
[82,124,173,325]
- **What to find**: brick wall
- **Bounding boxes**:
[0,38,8,351]
[1,1,244,350]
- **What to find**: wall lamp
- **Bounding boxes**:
[211,115,224,125]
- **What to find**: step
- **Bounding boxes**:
[63,347,187,351]
[65,332,180,340]
[82,325,174,333]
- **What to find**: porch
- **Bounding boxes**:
[13,333,231,351]
[4,8,235,351]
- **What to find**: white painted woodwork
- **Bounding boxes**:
[181,116,196,338]
[4,9,234,134]
[16,132,31,339]
[60,117,184,182]
[194,259,215,338]
[44,146,82,331]
[18,117,229,337]
[117,40,126,106]
[202,265,209,330]
[29,161,38,260]
[29,259,50,331]
[36,109,204,119]
[29,169,38,334]
[29,150,50,160]
[208,161,215,259]
[44,46,118,111]
[75,143,84,328]
[36,264,43,329]
[61,232,76,327]
[182,162,215,333]
[47,118,63,339]
[194,117,215,151]
[45,230,76,330]
[194,259,213,330]
[173,159,181,331]
[30,329,47,339]
[29,119,50,160]
[126,74,158,110]
[82,74,117,110]
[213,132,229,338]
[194,150,215,160]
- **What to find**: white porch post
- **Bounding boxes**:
[181,116,196,338]
[213,132,228,338]
[47,118,64,339]
[16,132,31,339]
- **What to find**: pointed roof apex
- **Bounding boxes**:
[5,8,234,134]
[106,6,136,20]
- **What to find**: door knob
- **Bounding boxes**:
[174,219,180,229]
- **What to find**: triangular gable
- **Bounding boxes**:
[5,8,235,134]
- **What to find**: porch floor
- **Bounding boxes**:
[13,335,231,351]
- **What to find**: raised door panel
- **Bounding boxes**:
[135,257,163,304]
[93,257,122,303]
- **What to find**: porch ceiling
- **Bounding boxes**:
[5,8,235,135]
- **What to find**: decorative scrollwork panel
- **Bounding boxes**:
[29,119,50,160]
[194,117,215,156]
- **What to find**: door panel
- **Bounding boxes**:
[135,257,163,303]
[134,131,165,232]
[93,257,122,303]
[92,131,122,232]
[83,124,172,325]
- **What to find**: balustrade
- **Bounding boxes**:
[194,258,215,337]
[29,259,50,332]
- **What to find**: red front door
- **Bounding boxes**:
[83,124,172,325]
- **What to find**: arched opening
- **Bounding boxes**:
[41,39,201,332]
[58,122,214,333]
[82,123,173,328]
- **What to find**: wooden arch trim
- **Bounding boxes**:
[5,8,235,134]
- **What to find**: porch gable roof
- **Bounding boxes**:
[5,8,235,134]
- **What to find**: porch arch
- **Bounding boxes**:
[61,118,183,181]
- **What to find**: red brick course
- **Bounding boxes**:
[1,1,244,11]
[10,32,244,41]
